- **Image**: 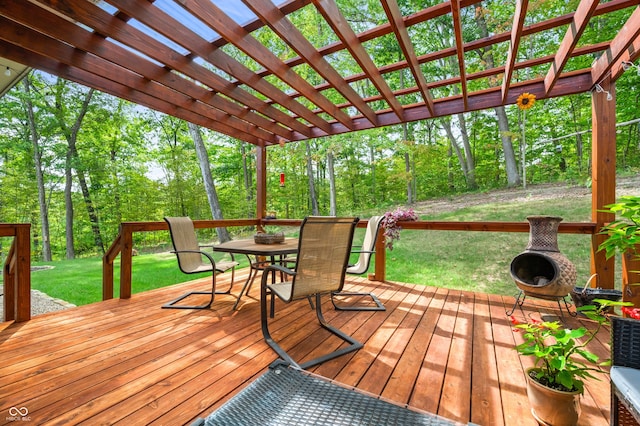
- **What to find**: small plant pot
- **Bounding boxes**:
[525,368,582,426]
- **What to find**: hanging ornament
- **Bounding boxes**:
[280,172,285,187]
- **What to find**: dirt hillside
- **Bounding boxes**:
[412,175,640,216]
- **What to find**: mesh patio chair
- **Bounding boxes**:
[192,360,468,426]
[260,216,361,369]
[610,316,640,426]
[332,215,385,311]
[163,216,238,309]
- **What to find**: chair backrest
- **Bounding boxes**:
[611,316,640,369]
[347,215,383,275]
[290,216,359,300]
[164,216,206,274]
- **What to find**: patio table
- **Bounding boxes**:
[213,238,298,310]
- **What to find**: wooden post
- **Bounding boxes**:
[372,233,386,281]
[622,248,640,307]
[256,143,267,228]
[590,76,616,289]
[119,223,133,299]
[3,243,16,321]
[14,224,31,322]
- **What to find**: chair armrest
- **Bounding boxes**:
[171,249,231,271]
[263,263,296,277]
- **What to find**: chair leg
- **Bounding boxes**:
[162,291,214,309]
[299,294,363,369]
[163,273,216,309]
[261,290,363,370]
[331,291,385,311]
[260,278,300,368]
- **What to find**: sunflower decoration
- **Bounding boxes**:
[516,92,536,110]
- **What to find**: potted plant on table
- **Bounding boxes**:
[511,303,616,426]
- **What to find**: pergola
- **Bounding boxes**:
[1,0,640,322]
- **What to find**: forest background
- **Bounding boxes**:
[0,1,639,264]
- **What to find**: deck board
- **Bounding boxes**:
[0,270,610,425]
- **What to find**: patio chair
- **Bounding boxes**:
[260,216,361,369]
[332,215,386,311]
[191,360,466,426]
[610,316,640,426]
[163,216,238,309]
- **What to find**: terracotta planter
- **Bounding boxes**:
[525,368,582,426]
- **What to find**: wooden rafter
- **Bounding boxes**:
[312,0,405,121]
[241,0,378,126]
[544,0,599,95]
[380,0,435,116]
[0,15,267,144]
[611,32,640,81]
[501,0,528,103]
[450,0,468,109]
[105,0,322,139]
[0,39,260,145]
[177,0,355,131]
[592,5,640,85]
[0,0,637,144]
[28,0,280,142]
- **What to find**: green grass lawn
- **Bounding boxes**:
[23,193,617,307]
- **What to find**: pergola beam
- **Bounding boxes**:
[381,0,435,116]
[544,0,599,95]
[501,0,528,103]
[312,0,405,121]
[242,0,378,126]
[177,0,356,131]
[451,0,469,109]
[591,5,640,86]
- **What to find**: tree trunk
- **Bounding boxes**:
[457,113,478,190]
[327,149,337,216]
[402,122,414,204]
[53,83,102,256]
[23,78,52,261]
[188,122,231,243]
[305,141,319,215]
[475,4,520,187]
[64,145,75,259]
[240,141,254,219]
[442,118,469,182]
[66,88,105,255]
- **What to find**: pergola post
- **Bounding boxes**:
[590,76,616,289]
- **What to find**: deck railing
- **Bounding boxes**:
[102,219,605,301]
[5,218,637,323]
[1,223,31,322]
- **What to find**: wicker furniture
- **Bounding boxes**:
[611,316,640,426]
[260,216,361,369]
[163,217,238,309]
[192,361,467,426]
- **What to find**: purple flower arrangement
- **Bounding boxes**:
[381,208,418,250]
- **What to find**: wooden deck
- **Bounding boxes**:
[0,268,612,425]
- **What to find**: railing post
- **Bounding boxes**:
[119,223,134,299]
[372,234,386,281]
[15,225,31,322]
[103,231,122,300]
[3,243,16,321]
[622,246,640,309]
